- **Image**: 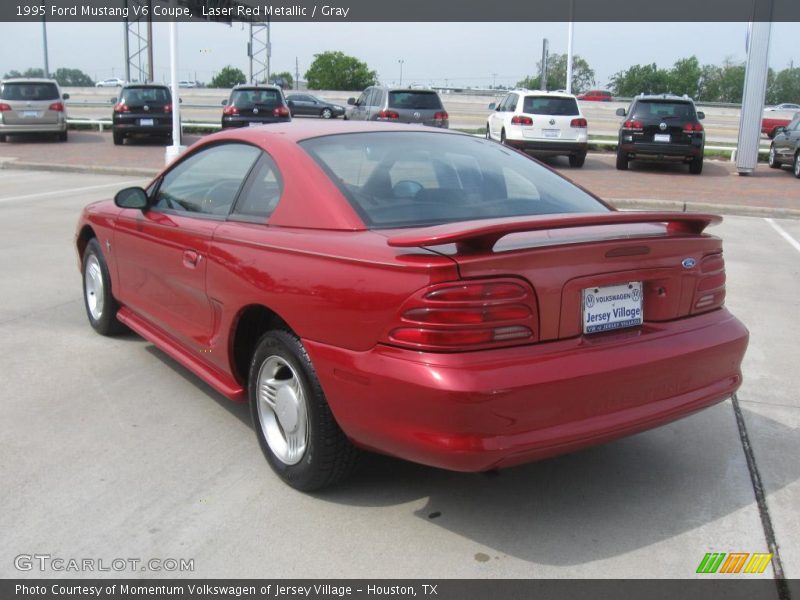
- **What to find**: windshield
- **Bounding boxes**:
[0,82,59,101]
[632,101,696,120]
[300,132,607,229]
[121,87,170,104]
[522,96,580,116]
[231,89,282,108]
[388,91,443,110]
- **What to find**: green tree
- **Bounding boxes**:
[52,68,94,87]
[767,67,800,105]
[3,68,46,78]
[305,51,377,91]
[210,66,247,89]
[609,63,671,97]
[698,58,746,103]
[516,53,595,93]
[668,56,702,98]
[269,71,293,88]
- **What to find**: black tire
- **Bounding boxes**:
[500,129,507,145]
[794,152,800,179]
[249,330,360,491]
[0,134,6,142]
[569,153,587,168]
[82,238,127,336]
[320,108,333,119]
[689,156,704,175]
[113,131,123,145]
[58,130,68,142]
[615,150,628,171]
[485,124,491,140]
[768,145,780,169]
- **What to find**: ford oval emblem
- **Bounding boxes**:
[682,258,697,269]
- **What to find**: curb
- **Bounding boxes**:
[2,159,798,220]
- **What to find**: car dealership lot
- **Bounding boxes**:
[0,169,798,581]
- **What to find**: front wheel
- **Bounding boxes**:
[320,108,333,119]
[768,146,780,169]
[82,238,127,335]
[249,330,360,491]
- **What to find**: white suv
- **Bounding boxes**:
[486,90,588,167]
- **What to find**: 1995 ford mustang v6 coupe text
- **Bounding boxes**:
[76,122,748,491]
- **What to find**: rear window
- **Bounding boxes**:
[522,96,579,116]
[230,89,283,108]
[632,101,696,120]
[300,132,606,229]
[121,87,170,104]
[0,82,59,101]
[388,91,443,110]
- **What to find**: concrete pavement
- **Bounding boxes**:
[0,169,797,584]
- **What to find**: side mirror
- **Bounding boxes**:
[488,102,496,110]
[221,99,228,106]
[616,108,627,117]
[114,187,149,210]
[179,98,183,104]
[62,93,70,100]
[697,111,705,120]
[110,97,117,104]
[347,97,356,105]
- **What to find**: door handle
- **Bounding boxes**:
[182,250,202,268]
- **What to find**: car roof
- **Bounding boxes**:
[122,83,169,89]
[510,89,578,99]
[635,93,695,102]
[232,84,282,91]
[1,78,60,85]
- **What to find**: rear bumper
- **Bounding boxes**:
[504,139,588,155]
[306,308,748,471]
[0,122,66,134]
[113,123,172,137]
[620,141,704,160]
[221,116,291,128]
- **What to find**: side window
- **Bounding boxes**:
[506,94,519,112]
[356,91,368,106]
[231,154,283,219]
[152,144,261,216]
[788,116,800,132]
[498,95,511,111]
[367,88,381,107]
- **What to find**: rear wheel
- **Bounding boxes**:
[320,108,333,119]
[615,150,628,170]
[58,130,68,142]
[768,145,780,169]
[689,156,704,175]
[113,131,123,145]
[794,152,800,179]
[569,153,586,168]
[0,134,6,143]
[485,124,491,140]
[82,238,127,336]
[249,330,360,491]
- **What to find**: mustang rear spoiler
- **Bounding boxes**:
[386,212,722,252]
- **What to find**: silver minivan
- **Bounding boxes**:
[0,78,70,142]
[346,87,448,128]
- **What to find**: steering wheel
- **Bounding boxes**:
[201,180,241,214]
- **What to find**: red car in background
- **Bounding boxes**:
[762,112,799,139]
[76,122,748,491]
[577,90,613,102]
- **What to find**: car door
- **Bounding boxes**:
[365,88,383,120]
[776,115,800,162]
[349,89,370,121]
[489,94,510,138]
[113,143,262,348]
[289,94,314,116]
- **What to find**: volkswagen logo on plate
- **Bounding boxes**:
[682,257,697,269]
[585,294,595,308]
[253,108,259,114]
[143,105,150,111]
[659,122,667,131]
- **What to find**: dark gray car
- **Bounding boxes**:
[768,112,800,178]
[345,87,448,128]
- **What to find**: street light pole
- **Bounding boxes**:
[398,59,404,87]
[42,17,49,77]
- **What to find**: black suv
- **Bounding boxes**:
[615,94,705,174]
[112,84,174,145]
[221,85,291,129]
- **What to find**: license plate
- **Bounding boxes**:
[543,129,560,138]
[583,282,643,334]
[22,111,39,118]
[248,122,261,127]
[654,133,670,142]
[139,118,154,126]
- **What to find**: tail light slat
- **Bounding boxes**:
[377,110,399,120]
[0,103,12,112]
[570,118,588,128]
[692,253,726,314]
[511,115,533,126]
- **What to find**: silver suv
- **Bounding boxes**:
[346,87,448,128]
[0,78,70,142]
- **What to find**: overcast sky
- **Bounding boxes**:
[0,21,798,88]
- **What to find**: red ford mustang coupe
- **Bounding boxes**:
[76,121,748,491]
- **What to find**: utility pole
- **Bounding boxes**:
[398,59,404,87]
[540,39,549,91]
[492,73,497,89]
[42,17,49,77]
[566,0,574,93]
[295,56,299,90]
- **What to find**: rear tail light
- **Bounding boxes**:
[377,110,399,120]
[510,115,533,125]
[692,253,726,313]
[114,103,129,113]
[164,103,172,113]
[570,118,588,128]
[222,105,239,116]
[683,122,703,132]
[433,111,448,123]
[623,120,643,130]
[385,279,539,351]
[0,103,11,112]
[273,105,290,117]
[48,102,65,112]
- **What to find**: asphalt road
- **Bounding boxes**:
[0,169,798,582]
